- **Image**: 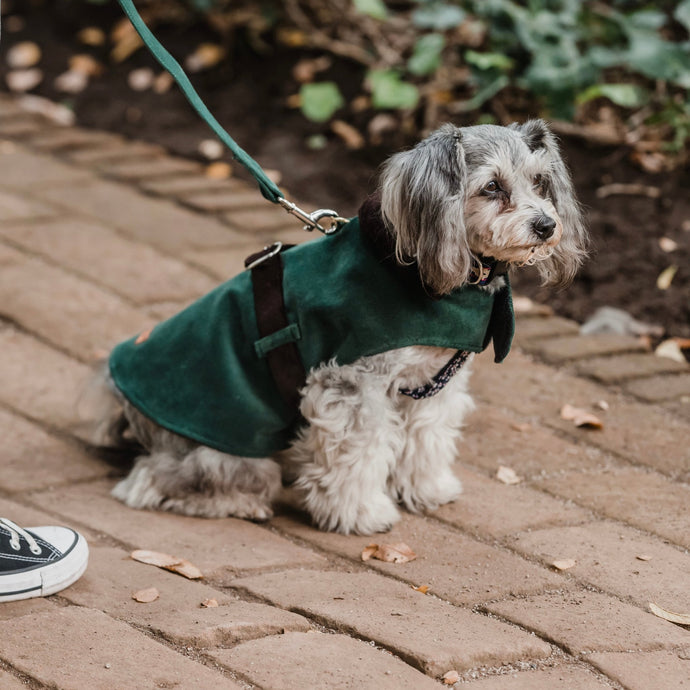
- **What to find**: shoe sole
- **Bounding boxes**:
[0,532,89,602]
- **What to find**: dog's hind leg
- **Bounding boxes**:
[111,447,281,521]
[285,362,403,535]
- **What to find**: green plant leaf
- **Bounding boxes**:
[464,50,514,72]
[576,83,649,108]
[368,70,420,109]
[299,82,345,122]
[408,33,445,76]
[353,0,388,21]
[675,0,690,33]
[412,3,465,30]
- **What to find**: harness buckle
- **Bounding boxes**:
[245,241,283,270]
[277,198,347,235]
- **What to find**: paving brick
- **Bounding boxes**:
[37,179,247,253]
[624,372,690,402]
[0,669,31,689]
[27,127,122,153]
[273,511,563,605]
[0,596,58,621]
[99,156,202,181]
[185,244,263,281]
[522,334,648,363]
[471,350,690,480]
[0,324,91,429]
[182,189,265,213]
[487,590,689,655]
[212,631,440,688]
[63,141,165,165]
[459,405,609,478]
[0,145,90,187]
[509,522,690,610]
[0,188,59,221]
[0,217,217,305]
[434,465,591,538]
[0,495,100,545]
[0,255,150,360]
[0,607,242,689]
[0,113,55,138]
[574,353,688,383]
[465,664,614,688]
[33,479,326,581]
[233,570,553,675]
[224,206,292,233]
[0,241,25,265]
[588,650,690,690]
[539,468,690,549]
[63,546,311,646]
[513,315,580,345]
[138,174,245,197]
[0,407,109,492]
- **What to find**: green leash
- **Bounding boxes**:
[116,0,344,233]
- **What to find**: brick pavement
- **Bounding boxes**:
[0,94,688,688]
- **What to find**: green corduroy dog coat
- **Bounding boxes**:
[110,203,514,457]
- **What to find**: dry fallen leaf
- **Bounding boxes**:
[77,27,107,47]
[127,67,155,92]
[330,120,365,150]
[200,598,219,608]
[648,602,690,626]
[510,422,532,432]
[361,542,417,563]
[198,139,224,161]
[560,404,603,429]
[636,554,652,562]
[69,54,104,77]
[496,465,522,485]
[551,558,576,571]
[595,400,610,411]
[7,42,42,69]
[131,549,203,580]
[205,162,232,180]
[655,339,686,363]
[6,69,43,93]
[656,265,678,290]
[132,586,160,603]
[658,237,679,253]
[412,585,429,594]
[443,670,460,685]
[185,43,225,73]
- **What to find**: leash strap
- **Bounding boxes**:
[245,245,307,413]
[116,0,283,204]
[399,350,471,399]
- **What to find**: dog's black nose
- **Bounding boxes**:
[532,215,557,240]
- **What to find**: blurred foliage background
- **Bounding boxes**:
[69,0,690,171]
[13,0,690,172]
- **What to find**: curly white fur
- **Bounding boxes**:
[91,120,587,535]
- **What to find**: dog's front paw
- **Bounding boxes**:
[398,471,463,514]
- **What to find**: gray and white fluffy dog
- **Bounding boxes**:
[91,120,587,535]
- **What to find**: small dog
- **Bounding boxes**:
[92,120,587,534]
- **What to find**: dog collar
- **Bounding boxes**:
[469,257,509,286]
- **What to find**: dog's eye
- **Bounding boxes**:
[484,180,499,193]
[533,174,546,194]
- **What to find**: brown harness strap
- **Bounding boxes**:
[245,245,306,413]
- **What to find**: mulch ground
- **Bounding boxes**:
[2,1,688,338]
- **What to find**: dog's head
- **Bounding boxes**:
[379,120,588,295]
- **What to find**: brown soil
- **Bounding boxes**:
[2,2,689,337]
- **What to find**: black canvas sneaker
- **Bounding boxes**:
[0,517,89,602]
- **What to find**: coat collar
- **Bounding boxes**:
[358,194,508,293]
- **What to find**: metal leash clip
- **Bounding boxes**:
[277,198,347,235]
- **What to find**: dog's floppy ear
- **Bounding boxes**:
[514,119,589,288]
[379,124,473,295]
